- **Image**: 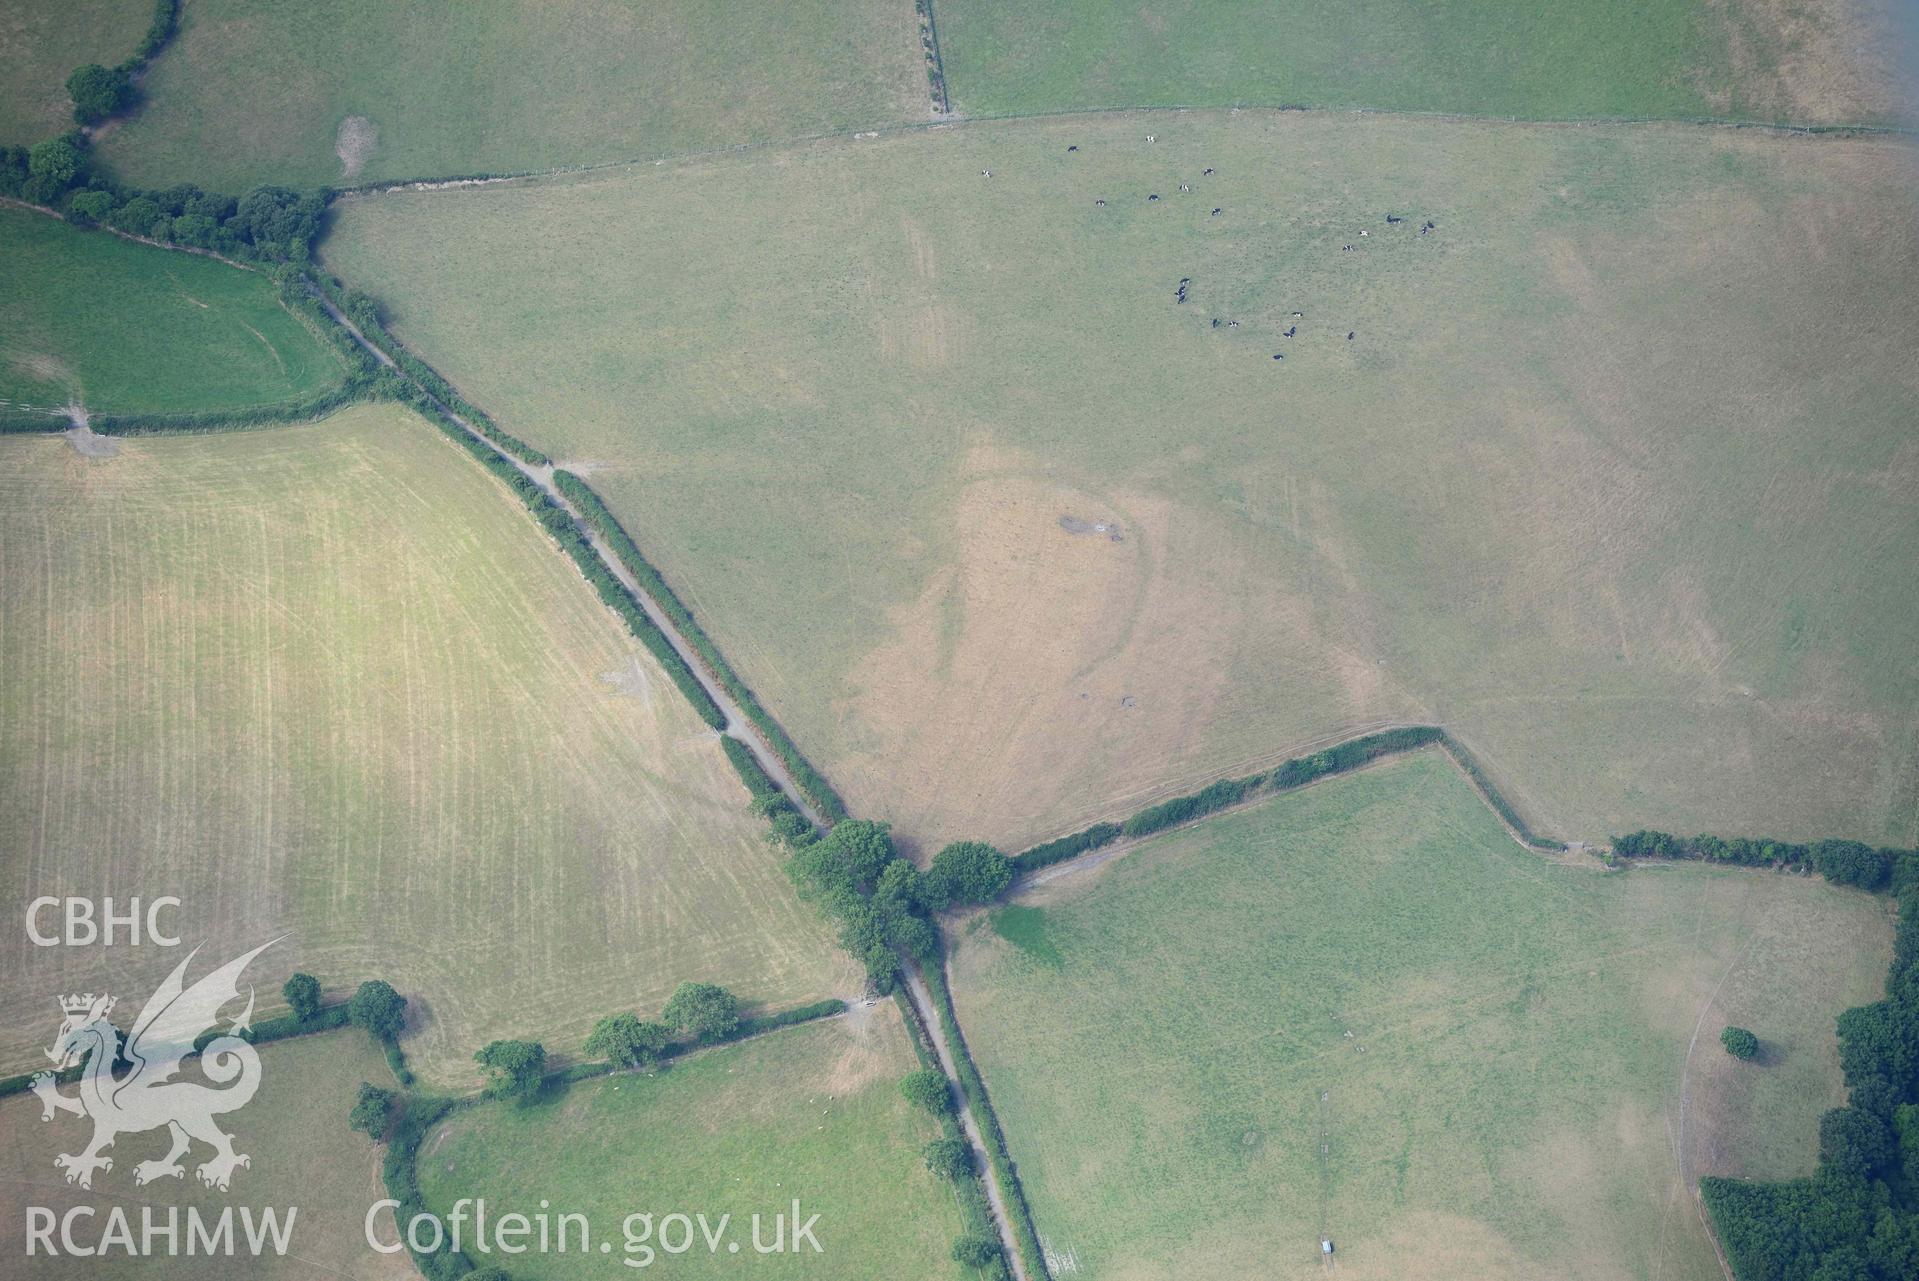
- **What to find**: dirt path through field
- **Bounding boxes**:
[311,291,825,828]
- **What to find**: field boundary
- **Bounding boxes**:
[325,99,1916,208]
[1007,725,1566,888]
[916,0,951,115]
[301,283,841,829]
[384,995,857,1280]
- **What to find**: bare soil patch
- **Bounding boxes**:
[335,115,379,180]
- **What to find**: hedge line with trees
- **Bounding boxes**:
[405,401,726,729]
[920,962,1048,1278]
[1611,831,1917,894]
[60,0,177,126]
[893,991,1012,1279]
[552,469,846,819]
[1011,726,1479,876]
[310,275,551,466]
[1701,884,1919,1279]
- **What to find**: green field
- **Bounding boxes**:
[93,0,929,190]
[0,206,347,419]
[948,752,1894,1280]
[417,1005,971,1278]
[0,0,149,145]
[0,404,856,1084]
[323,112,1919,858]
[0,1031,412,1280]
[936,0,1911,124]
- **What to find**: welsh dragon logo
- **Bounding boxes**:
[30,940,277,1191]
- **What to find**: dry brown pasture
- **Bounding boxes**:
[323,112,1919,859]
[0,405,856,1084]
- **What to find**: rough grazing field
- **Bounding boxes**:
[417,1006,971,1279]
[94,0,928,190]
[948,753,1894,1281]
[0,207,346,419]
[937,0,1914,124]
[0,0,148,145]
[0,404,856,1083]
[0,1032,411,1280]
[324,113,1919,858]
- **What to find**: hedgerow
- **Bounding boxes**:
[921,963,1047,1278]
[1611,830,1915,893]
[1010,726,1498,877]
[553,470,846,819]
[309,274,550,465]
[894,991,1011,1280]
[412,404,725,729]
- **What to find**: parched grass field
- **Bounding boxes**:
[947,752,1894,1280]
[0,0,148,146]
[0,403,856,1083]
[93,0,929,191]
[936,0,1913,125]
[0,207,347,419]
[0,1031,411,1280]
[417,1004,971,1279]
[323,112,1919,858]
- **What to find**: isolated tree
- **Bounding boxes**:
[900,1069,951,1115]
[584,1013,672,1068]
[952,1234,1002,1267]
[923,1138,973,1181]
[283,973,323,1023]
[662,982,740,1044]
[925,842,1013,909]
[348,1082,396,1140]
[66,64,134,124]
[476,1040,547,1105]
[348,979,407,1042]
[1721,1026,1759,1061]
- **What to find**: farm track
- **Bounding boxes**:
[905,965,1029,1281]
[311,291,825,829]
[308,291,1038,1268]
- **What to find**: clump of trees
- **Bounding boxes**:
[66,65,134,125]
[1701,884,1919,1278]
[348,1082,397,1139]
[923,1137,973,1180]
[348,980,408,1043]
[925,842,1014,910]
[1721,1026,1760,1061]
[475,1040,547,1105]
[785,820,938,990]
[282,972,323,1023]
[662,982,740,1044]
[584,1012,672,1068]
[901,1068,952,1114]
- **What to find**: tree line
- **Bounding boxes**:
[1610,831,1917,895]
[1701,882,1919,1279]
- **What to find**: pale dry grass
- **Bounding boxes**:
[0,405,855,1084]
[323,113,1919,858]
